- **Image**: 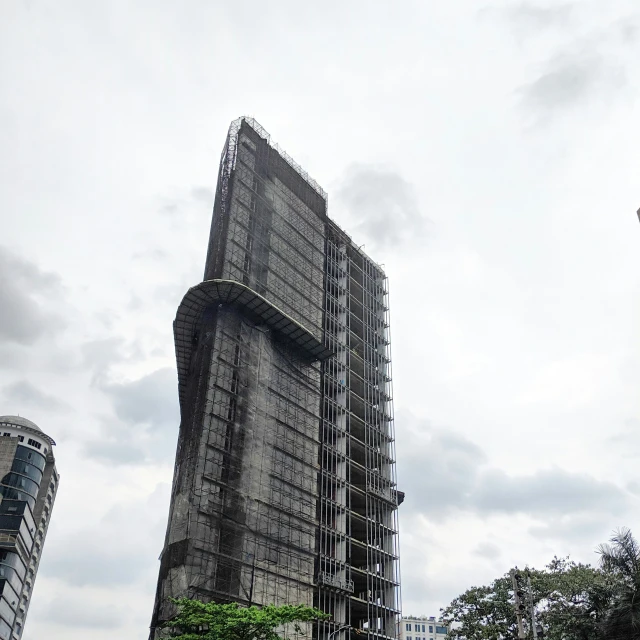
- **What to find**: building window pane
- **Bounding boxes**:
[0,616,11,639]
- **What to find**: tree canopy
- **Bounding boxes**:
[597,528,640,639]
[442,529,640,640]
[160,600,329,640]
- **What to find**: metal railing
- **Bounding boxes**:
[318,571,354,593]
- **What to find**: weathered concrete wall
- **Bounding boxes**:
[0,437,18,485]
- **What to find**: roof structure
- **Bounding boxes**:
[0,415,57,446]
[173,279,333,408]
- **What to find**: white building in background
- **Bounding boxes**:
[399,617,448,640]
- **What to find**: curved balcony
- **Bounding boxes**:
[174,279,334,408]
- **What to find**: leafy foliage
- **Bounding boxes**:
[538,557,614,640]
[440,567,571,640]
[160,600,329,640]
[442,530,640,640]
[440,574,520,639]
[597,528,640,640]
[441,557,619,640]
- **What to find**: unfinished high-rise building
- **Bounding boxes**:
[150,118,402,640]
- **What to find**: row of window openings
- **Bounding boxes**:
[326,276,387,303]
[325,286,389,315]
[235,194,326,259]
[325,253,387,286]
[234,161,326,240]
[228,223,324,294]
[406,625,435,633]
[1,435,46,454]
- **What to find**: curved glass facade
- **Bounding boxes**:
[9,462,42,486]
[0,446,46,516]
[0,475,38,501]
[14,448,45,473]
[0,488,34,511]
[0,552,25,582]
[0,568,21,600]
[0,599,14,630]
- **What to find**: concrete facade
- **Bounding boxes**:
[150,118,401,640]
[0,416,58,640]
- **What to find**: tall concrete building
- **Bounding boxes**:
[0,416,58,640]
[150,118,402,640]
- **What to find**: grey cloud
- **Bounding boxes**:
[494,4,639,116]
[0,344,31,371]
[606,418,640,458]
[94,309,119,330]
[40,598,126,629]
[335,165,427,251]
[0,246,66,345]
[160,201,179,216]
[81,337,124,383]
[132,248,170,261]
[83,439,146,465]
[42,484,170,587]
[127,294,143,311]
[159,185,213,218]
[1,341,80,376]
[500,3,573,31]
[103,367,177,427]
[81,337,144,384]
[1,380,69,412]
[83,368,179,466]
[0,246,60,290]
[436,431,487,460]
[519,51,625,112]
[397,416,630,520]
[529,512,621,543]
[619,19,639,44]
[628,481,640,496]
[475,468,628,515]
[398,426,485,514]
[474,542,502,560]
[191,186,214,205]
[154,281,190,307]
[43,531,150,587]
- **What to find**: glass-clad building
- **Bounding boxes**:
[0,416,58,640]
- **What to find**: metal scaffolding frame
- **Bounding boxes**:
[150,118,401,640]
[316,224,400,640]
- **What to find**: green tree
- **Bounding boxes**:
[440,569,541,640]
[160,599,330,640]
[441,559,615,640]
[597,528,640,640]
[538,557,615,640]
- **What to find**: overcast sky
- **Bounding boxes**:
[1,1,640,638]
